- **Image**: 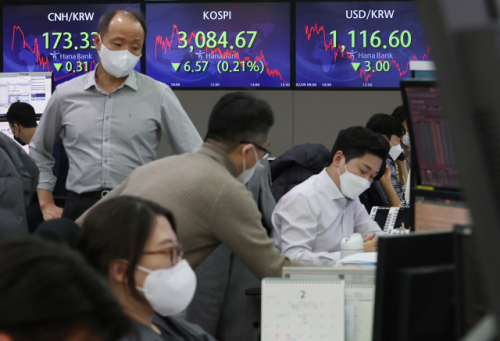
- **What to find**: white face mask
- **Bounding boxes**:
[337,161,371,200]
[402,133,411,147]
[385,136,404,161]
[98,36,141,78]
[388,141,404,161]
[135,259,197,316]
[237,145,259,184]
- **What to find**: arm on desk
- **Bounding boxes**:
[354,200,385,253]
[272,192,339,266]
[207,182,306,280]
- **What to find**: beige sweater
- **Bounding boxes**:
[78,143,303,279]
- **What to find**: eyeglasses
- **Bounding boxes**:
[142,243,184,265]
[239,140,271,160]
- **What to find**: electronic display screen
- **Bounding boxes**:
[4,4,140,86]
[145,2,291,88]
[414,196,471,232]
[405,85,460,189]
[0,72,52,115]
[296,2,431,88]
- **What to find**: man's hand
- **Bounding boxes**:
[363,232,378,252]
[38,189,63,221]
[379,165,391,185]
[41,203,63,221]
[364,239,378,252]
[363,232,376,242]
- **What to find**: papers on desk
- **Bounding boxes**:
[262,279,345,341]
[262,278,375,341]
[345,284,375,341]
[337,252,377,268]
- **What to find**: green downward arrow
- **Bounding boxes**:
[351,62,361,71]
[172,63,181,72]
[53,63,63,72]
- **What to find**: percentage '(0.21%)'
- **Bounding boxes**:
[217,60,265,74]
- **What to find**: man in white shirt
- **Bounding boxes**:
[272,126,388,265]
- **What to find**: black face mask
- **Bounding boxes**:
[13,135,26,146]
[12,125,26,146]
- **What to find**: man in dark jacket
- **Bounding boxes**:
[0,132,39,236]
[7,101,68,231]
[270,143,330,202]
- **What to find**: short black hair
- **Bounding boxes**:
[329,126,389,165]
[0,236,132,341]
[98,8,147,38]
[79,196,176,302]
[392,105,409,123]
[366,113,406,140]
[205,92,274,148]
[6,101,37,128]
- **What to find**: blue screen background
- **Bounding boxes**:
[296,2,431,88]
[3,4,141,86]
[145,2,290,88]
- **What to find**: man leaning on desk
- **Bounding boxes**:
[30,8,202,221]
[272,127,387,265]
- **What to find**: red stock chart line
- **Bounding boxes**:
[155,24,286,83]
[305,24,432,83]
[11,26,96,82]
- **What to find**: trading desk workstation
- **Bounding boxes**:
[1,0,499,340]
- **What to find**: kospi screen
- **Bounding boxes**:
[4,4,140,86]
[146,3,291,88]
[296,2,431,88]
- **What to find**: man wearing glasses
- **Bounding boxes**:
[78,92,304,280]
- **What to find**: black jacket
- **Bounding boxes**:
[0,133,39,236]
[270,143,330,203]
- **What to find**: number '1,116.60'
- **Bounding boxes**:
[329,30,412,49]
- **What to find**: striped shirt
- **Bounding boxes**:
[373,157,405,205]
[30,68,202,194]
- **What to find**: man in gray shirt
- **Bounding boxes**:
[30,8,202,220]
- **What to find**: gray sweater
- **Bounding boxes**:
[78,143,303,279]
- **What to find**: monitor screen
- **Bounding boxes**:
[0,120,38,154]
[0,73,52,115]
[4,4,141,86]
[145,2,291,88]
[295,1,431,88]
[373,232,454,341]
[414,195,472,232]
[454,226,488,338]
[405,84,461,189]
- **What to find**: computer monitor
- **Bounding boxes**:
[413,189,472,232]
[402,80,460,190]
[0,119,38,154]
[145,2,291,88]
[4,4,141,86]
[373,232,455,341]
[0,72,53,116]
[295,1,432,89]
[453,225,488,338]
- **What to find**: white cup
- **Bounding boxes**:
[340,233,364,259]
